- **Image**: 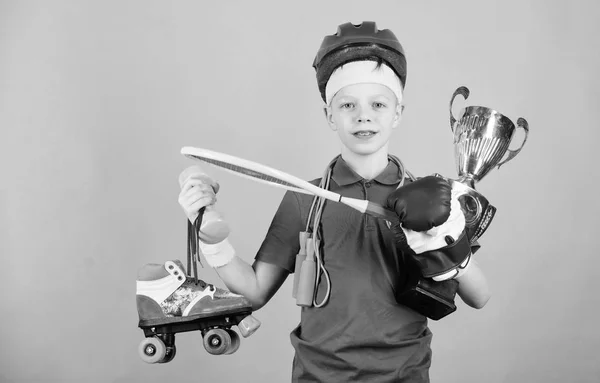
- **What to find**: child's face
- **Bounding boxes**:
[325,83,403,157]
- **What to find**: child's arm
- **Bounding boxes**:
[179,168,299,311]
[214,259,290,311]
[455,259,491,309]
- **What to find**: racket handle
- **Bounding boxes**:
[341,197,398,222]
[292,232,310,299]
[296,239,316,307]
[366,201,398,222]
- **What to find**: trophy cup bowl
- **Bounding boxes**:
[446,86,529,242]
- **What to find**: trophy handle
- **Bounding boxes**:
[449,86,470,132]
[497,117,530,169]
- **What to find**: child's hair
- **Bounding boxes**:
[335,56,397,79]
[338,55,382,69]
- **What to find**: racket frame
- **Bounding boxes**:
[181,147,397,222]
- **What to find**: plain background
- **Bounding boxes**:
[1,1,599,382]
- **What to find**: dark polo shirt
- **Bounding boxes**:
[256,157,432,383]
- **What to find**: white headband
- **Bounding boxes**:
[325,60,403,105]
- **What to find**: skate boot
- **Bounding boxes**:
[136,260,261,362]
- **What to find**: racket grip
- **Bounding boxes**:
[366,201,398,222]
[292,232,310,299]
[296,239,316,307]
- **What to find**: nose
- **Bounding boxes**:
[356,106,372,123]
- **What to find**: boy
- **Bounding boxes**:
[178,22,491,382]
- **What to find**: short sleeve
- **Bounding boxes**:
[254,190,304,272]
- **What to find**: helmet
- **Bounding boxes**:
[313,21,407,103]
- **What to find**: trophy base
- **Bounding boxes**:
[470,203,496,242]
[435,174,496,243]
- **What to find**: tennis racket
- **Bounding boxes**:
[180,147,398,222]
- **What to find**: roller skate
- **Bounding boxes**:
[136,259,261,364]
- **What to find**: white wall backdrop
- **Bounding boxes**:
[1,1,599,382]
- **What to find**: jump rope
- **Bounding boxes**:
[185,155,413,307]
[293,154,414,308]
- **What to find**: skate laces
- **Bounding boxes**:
[187,208,215,289]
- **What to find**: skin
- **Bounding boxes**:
[179,177,288,310]
[324,82,402,179]
[324,83,490,309]
[178,81,491,310]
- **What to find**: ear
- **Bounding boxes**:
[392,103,404,129]
[323,104,337,131]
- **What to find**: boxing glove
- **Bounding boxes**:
[387,176,472,281]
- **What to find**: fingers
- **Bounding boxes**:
[178,194,216,222]
[188,195,217,212]
[179,165,205,187]
[179,171,220,193]
[179,185,216,205]
[178,168,221,222]
[178,181,217,219]
[181,180,215,195]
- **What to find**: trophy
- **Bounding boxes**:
[445,86,530,242]
[396,86,530,321]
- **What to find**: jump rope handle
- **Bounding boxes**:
[292,232,310,299]
[296,236,317,307]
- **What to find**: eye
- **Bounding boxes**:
[340,102,354,110]
[373,102,386,109]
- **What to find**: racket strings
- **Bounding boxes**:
[188,155,299,189]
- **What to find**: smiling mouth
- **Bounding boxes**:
[353,130,377,137]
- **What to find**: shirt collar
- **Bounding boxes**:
[331,156,402,186]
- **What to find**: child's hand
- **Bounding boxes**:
[178,166,220,224]
[386,176,471,281]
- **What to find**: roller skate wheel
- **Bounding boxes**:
[224,329,241,355]
[203,328,231,355]
[138,337,167,364]
[158,345,177,363]
[238,315,261,338]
